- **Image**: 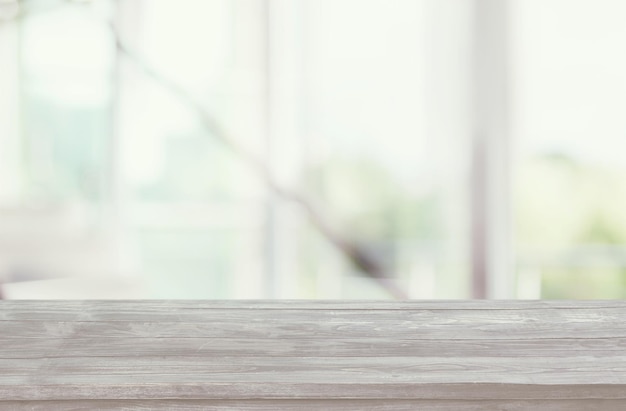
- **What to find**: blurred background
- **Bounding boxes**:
[1,0,626,299]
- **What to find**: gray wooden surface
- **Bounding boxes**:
[1,300,626,410]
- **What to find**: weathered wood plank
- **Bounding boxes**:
[2,399,626,411]
[1,300,625,406]
[0,301,623,323]
[2,382,626,401]
[1,299,624,311]
[2,336,625,358]
[2,355,626,382]
[2,317,625,340]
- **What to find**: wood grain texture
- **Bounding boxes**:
[1,300,625,409]
[3,399,626,411]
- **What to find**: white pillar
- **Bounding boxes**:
[471,0,513,299]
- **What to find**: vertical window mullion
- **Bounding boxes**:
[0,19,21,205]
[261,0,278,298]
[471,0,513,299]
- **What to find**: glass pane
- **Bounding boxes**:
[118,0,270,298]
[21,5,114,206]
[0,1,129,297]
[512,0,626,298]
[296,0,471,298]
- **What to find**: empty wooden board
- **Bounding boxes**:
[1,300,625,410]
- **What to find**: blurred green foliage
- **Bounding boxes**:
[305,155,442,242]
[517,152,626,298]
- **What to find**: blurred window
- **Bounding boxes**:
[512,0,626,298]
[6,0,624,299]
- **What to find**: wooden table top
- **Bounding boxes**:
[1,300,626,410]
